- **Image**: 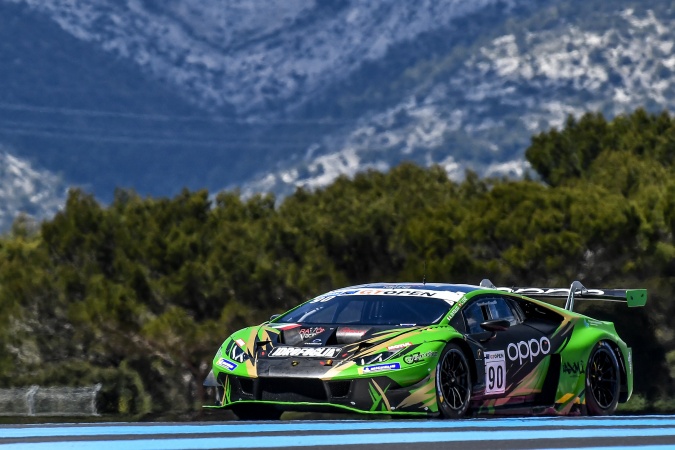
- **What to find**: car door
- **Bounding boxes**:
[463,295,551,399]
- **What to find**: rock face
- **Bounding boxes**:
[1,0,675,227]
[0,149,65,231]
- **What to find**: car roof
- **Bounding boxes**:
[342,282,483,294]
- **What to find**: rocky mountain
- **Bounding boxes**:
[1,0,674,229]
[0,147,65,231]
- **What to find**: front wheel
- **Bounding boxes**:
[585,341,620,416]
[436,343,472,418]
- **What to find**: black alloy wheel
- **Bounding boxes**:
[585,341,620,416]
[436,343,472,418]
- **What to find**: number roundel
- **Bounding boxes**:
[484,350,506,395]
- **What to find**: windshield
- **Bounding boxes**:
[275,294,453,326]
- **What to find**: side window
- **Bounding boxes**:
[301,302,340,323]
[334,300,363,323]
[487,296,519,326]
[462,296,520,334]
[463,301,488,334]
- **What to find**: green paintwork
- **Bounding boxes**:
[208,284,644,417]
[627,289,648,307]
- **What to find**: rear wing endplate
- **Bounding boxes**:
[480,279,647,312]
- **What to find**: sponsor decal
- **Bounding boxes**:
[362,289,438,296]
[387,342,413,351]
[562,360,585,375]
[309,295,336,303]
[507,337,551,364]
[338,327,368,337]
[330,289,463,303]
[234,339,246,348]
[448,295,471,317]
[305,338,323,346]
[363,362,401,373]
[485,350,504,361]
[269,323,301,330]
[268,346,342,358]
[216,358,237,371]
[300,327,325,340]
[403,351,438,364]
[359,353,393,366]
[484,350,506,395]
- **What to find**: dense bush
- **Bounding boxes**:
[0,108,673,416]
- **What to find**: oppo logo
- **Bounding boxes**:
[507,337,551,364]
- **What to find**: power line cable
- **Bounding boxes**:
[0,127,315,148]
[0,102,360,125]
[0,119,316,143]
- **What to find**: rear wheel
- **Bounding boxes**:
[436,343,472,418]
[585,341,620,416]
[231,403,282,420]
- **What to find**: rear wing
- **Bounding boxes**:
[480,279,647,312]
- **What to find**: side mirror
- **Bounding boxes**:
[479,319,510,342]
[480,319,510,332]
[269,314,281,321]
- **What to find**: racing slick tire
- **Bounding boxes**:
[231,403,282,421]
[585,341,620,416]
[436,343,472,418]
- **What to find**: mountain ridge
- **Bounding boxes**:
[1,0,674,229]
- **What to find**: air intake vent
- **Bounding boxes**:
[327,381,351,398]
[238,378,254,396]
[259,377,327,403]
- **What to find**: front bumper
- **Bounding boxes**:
[212,371,438,416]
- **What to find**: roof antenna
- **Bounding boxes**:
[422,260,427,285]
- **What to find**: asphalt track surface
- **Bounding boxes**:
[1,416,675,449]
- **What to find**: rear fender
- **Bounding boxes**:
[555,320,630,411]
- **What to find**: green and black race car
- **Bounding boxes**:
[204,280,647,419]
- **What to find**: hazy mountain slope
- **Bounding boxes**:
[1,0,675,230]
[5,0,508,115]
[0,1,249,202]
[241,3,675,196]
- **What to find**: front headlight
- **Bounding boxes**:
[228,339,250,363]
[355,351,397,366]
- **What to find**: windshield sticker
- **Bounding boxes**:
[309,295,336,304]
[331,289,464,303]
[268,346,342,358]
[362,362,401,374]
